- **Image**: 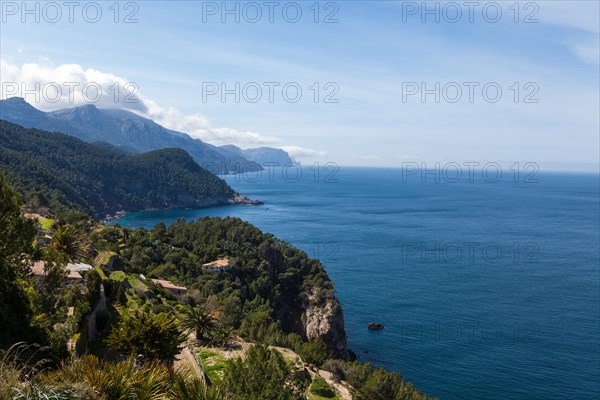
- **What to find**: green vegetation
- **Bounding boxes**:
[182,306,218,343]
[109,270,126,282]
[309,390,342,400]
[211,326,235,347]
[128,275,148,292]
[0,172,45,348]
[92,216,343,357]
[322,359,432,400]
[0,120,238,218]
[49,223,91,261]
[94,266,107,279]
[1,344,220,400]
[310,376,337,399]
[222,344,306,399]
[298,338,330,367]
[96,250,115,261]
[105,310,187,362]
[38,216,54,230]
[198,350,233,382]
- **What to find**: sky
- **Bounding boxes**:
[0,1,599,171]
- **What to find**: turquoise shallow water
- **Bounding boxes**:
[113,168,600,399]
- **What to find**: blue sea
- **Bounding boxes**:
[113,167,600,399]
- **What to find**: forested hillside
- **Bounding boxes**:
[94,216,347,357]
[0,120,255,219]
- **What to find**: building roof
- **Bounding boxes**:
[67,270,83,280]
[31,261,83,280]
[31,261,46,276]
[66,262,93,272]
[202,258,230,268]
[151,278,187,291]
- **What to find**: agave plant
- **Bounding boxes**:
[42,355,171,400]
[12,384,80,400]
[171,373,225,400]
[5,348,225,400]
[128,360,172,400]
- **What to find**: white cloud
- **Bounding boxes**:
[538,2,600,64]
[0,59,147,112]
[0,60,327,158]
[281,146,328,158]
[208,127,282,147]
[570,40,600,64]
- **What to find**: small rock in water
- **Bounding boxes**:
[368,322,384,330]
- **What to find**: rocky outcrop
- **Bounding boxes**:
[301,288,350,360]
[229,193,263,206]
[169,192,262,209]
[105,193,262,221]
[368,322,384,330]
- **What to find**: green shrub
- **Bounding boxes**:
[310,376,336,398]
[322,359,345,382]
[223,344,306,399]
[298,338,329,367]
[105,310,186,362]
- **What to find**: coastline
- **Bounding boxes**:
[102,205,355,362]
[102,193,262,223]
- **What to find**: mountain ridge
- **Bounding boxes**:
[0,120,260,219]
[0,98,293,173]
[219,144,294,166]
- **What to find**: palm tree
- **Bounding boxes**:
[49,224,90,261]
[181,307,218,343]
[210,326,234,348]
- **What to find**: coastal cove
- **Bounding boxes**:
[111,167,600,400]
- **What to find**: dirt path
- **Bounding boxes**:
[305,367,353,400]
[317,369,353,400]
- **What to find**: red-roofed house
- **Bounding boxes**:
[151,279,188,297]
[202,258,231,272]
[31,261,84,283]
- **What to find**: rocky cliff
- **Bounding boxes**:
[301,288,350,360]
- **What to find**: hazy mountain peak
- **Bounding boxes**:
[0,98,260,174]
[49,103,101,117]
[3,96,28,104]
[1,97,40,112]
[218,144,293,166]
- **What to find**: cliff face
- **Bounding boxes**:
[301,288,350,360]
